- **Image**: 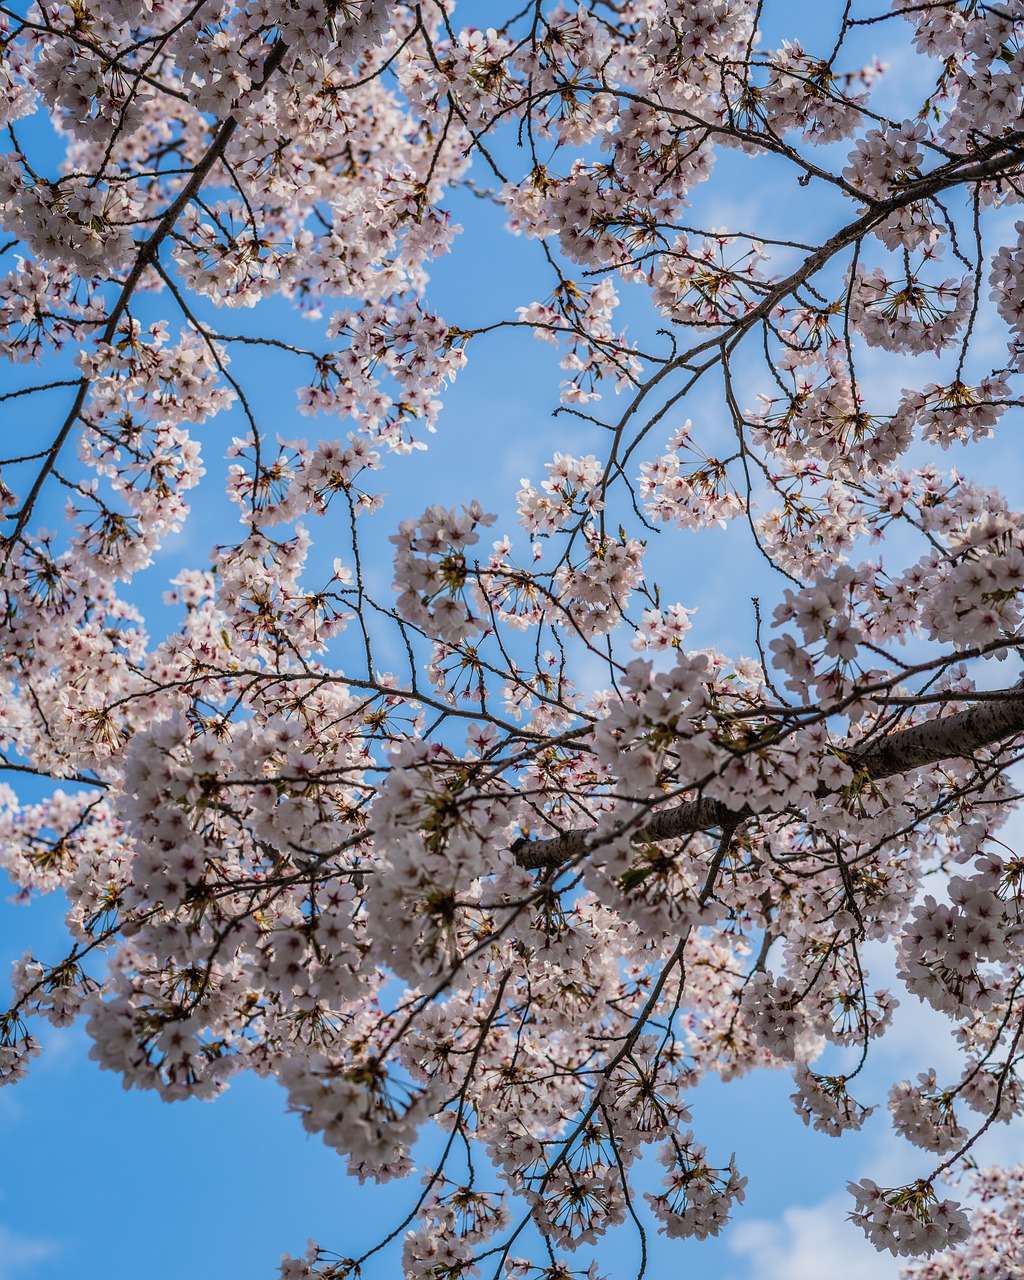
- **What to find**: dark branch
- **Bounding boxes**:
[514,686,1024,869]
[1,39,288,555]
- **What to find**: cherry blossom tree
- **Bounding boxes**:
[4,0,1024,1274]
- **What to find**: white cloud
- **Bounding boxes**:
[726,1194,903,1280]
[0,1224,57,1280]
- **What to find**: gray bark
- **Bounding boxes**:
[513,687,1024,870]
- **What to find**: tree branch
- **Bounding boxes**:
[1,39,288,554]
[514,685,1024,869]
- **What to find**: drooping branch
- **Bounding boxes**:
[514,685,1024,870]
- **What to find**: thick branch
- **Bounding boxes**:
[514,687,1024,869]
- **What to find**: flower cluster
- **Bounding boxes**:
[903,1166,1024,1280]
[848,1179,970,1257]
[391,503,497,645]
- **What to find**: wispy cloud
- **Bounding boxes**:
[726,1193,902,1280]
[0,1224,58,1280]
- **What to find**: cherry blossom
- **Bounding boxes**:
[4,1,1024,1276]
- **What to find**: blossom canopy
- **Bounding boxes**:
[4,0,1024,1276]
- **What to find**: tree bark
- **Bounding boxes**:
[513,687,1024,870]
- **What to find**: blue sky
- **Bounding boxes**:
[4,4,1024,1279]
